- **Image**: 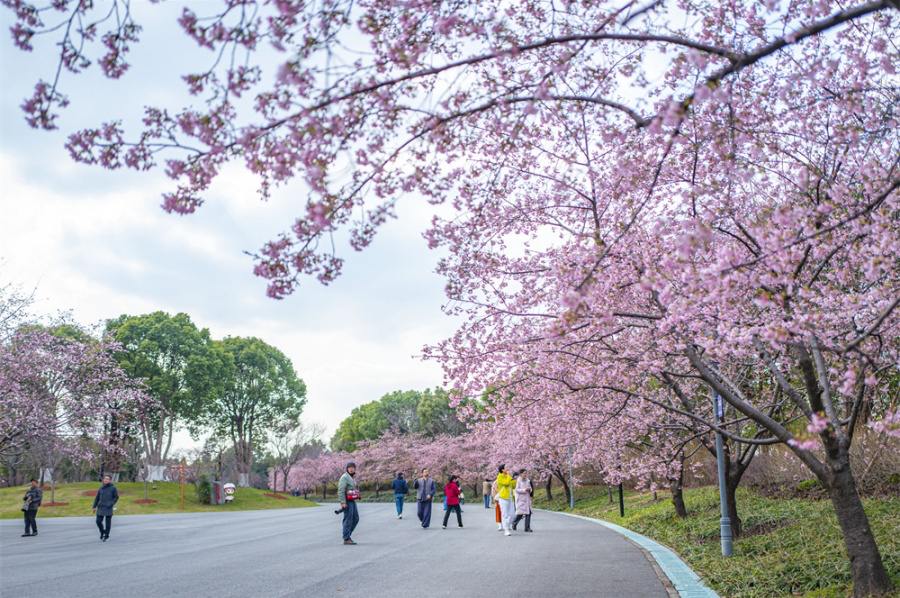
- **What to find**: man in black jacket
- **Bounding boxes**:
[22,479,42,537]
[92,474,119,542]
[391,472,408,519]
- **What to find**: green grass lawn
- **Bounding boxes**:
[1,481,317,519]
[534,485,899,598]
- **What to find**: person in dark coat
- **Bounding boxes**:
[92,474,119,542]
[21,479,42,537]
[391,472,409,519]
[413,468,436,529]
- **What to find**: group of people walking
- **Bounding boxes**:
[490,465,533,536]
[335,461,534,544]
[19,474,120,541]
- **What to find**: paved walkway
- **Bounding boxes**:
[1,503,691,597]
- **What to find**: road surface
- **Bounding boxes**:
[1,503,672,597]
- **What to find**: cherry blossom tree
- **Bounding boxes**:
[4,2,898,594]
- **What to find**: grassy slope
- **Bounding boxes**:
[1,482,317,519]
[534,485,899,598]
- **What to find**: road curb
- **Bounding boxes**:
[537,509,719,598]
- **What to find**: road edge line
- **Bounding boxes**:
[536,509,719,598]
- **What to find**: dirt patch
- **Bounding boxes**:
[742,518,795,538]
[133,499,158,504]
[42,502,69,507]
[264,493,288,500]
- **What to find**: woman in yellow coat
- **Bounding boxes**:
[495,464,515,536]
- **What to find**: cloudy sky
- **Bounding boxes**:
[0,3,458,447]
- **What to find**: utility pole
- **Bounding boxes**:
[567,445,575,510]
[179,458,186,511]
[712,387,734,557]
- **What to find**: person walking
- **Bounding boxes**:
[512,469,534,532]
[413,468,436,529]
[21,479,42,537]
[482,478,491,509]
[92,474,119,542]
[495,464,515,536]
[338,461,360,545]
[441,475,463,529]
[391,472,408,519]
[491,477,502,530]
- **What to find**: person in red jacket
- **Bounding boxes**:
[442,475,464,529]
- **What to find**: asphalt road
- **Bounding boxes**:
[0,503,670,597]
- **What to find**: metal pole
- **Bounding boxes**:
[180,459,186,511]
[618,483,624,517]
[712,389,733,557]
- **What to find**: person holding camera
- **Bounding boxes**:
[338,461,360,545]
[21,479,42,537]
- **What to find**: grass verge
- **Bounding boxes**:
[534,484,899,598]
[1,481,317,518]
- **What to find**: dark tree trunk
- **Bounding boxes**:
[670,469,687,518]
[608,485,613,504]
[553,470,571,506]
[725,475,742,538]
[544,477,553,500]
[822,452,893,596]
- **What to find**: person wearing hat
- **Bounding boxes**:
[338,462,360,545]
[391,472,409,519]
[413,467,436,528]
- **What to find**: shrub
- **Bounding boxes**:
[195,474,211,504]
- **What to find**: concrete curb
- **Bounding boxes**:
[538,509,719,598]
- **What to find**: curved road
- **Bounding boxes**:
[1,503,672,597]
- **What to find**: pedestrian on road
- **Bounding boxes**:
[512,469,534,532]
[92,474,119,542]
[482,479,491,509]
[442,475,464,529]
[21,478,42,537]
[413,468,436,528]
[491,478,502,530]
[391,472,408,519]
[495,464,515,536]
[338,461,360,545]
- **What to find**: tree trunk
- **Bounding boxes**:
[725,477,742,537]
[825,455,893,596]
[670,473,687,518]
[322,482,327,500]
[544,477,553,500]
[608,485,613,504]
[554,472,572,506]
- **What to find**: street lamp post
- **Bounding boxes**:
[711,388,733,557]
[567,445,575,510]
